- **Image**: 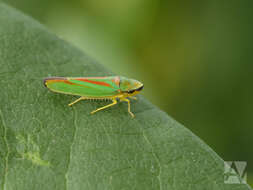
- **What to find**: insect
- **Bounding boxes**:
[44,76,144,117]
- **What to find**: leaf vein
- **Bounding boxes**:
[0,109,10,190]
[65,107,78,190]
[142,130,162,190]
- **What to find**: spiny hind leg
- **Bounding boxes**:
[91,99,117,115]
[68,97,86,106]
[120,98,134,118]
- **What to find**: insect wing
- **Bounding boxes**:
[45,76,120,97]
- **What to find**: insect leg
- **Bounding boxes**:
[68,97,86,106]
[120,98,134,118]
[90,99,117,114]
[129,96,137,100]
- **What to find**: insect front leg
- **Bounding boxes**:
[129,96,137,100]
[120,98,134,118]
[68,97,86,106]
[91,99,117,115]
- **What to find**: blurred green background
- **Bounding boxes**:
[4,0,252,185]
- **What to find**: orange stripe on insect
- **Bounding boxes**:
[112,76,120,86]
[45,79,66,86]
[45,78,90,88]
[75,78,112,87]
[64,80,85,87]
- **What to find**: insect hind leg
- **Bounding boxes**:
[91,99,117,115]
[68,97,86,106]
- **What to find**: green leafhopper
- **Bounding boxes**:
[44,76,144,117]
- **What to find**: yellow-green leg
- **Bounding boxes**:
[120,98,134,118]
[129,96,137,100]
[68,97,86,106]
[91,99,117,115]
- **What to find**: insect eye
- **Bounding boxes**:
[128,89,136,94]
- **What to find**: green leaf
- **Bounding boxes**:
[0,3,251,190]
